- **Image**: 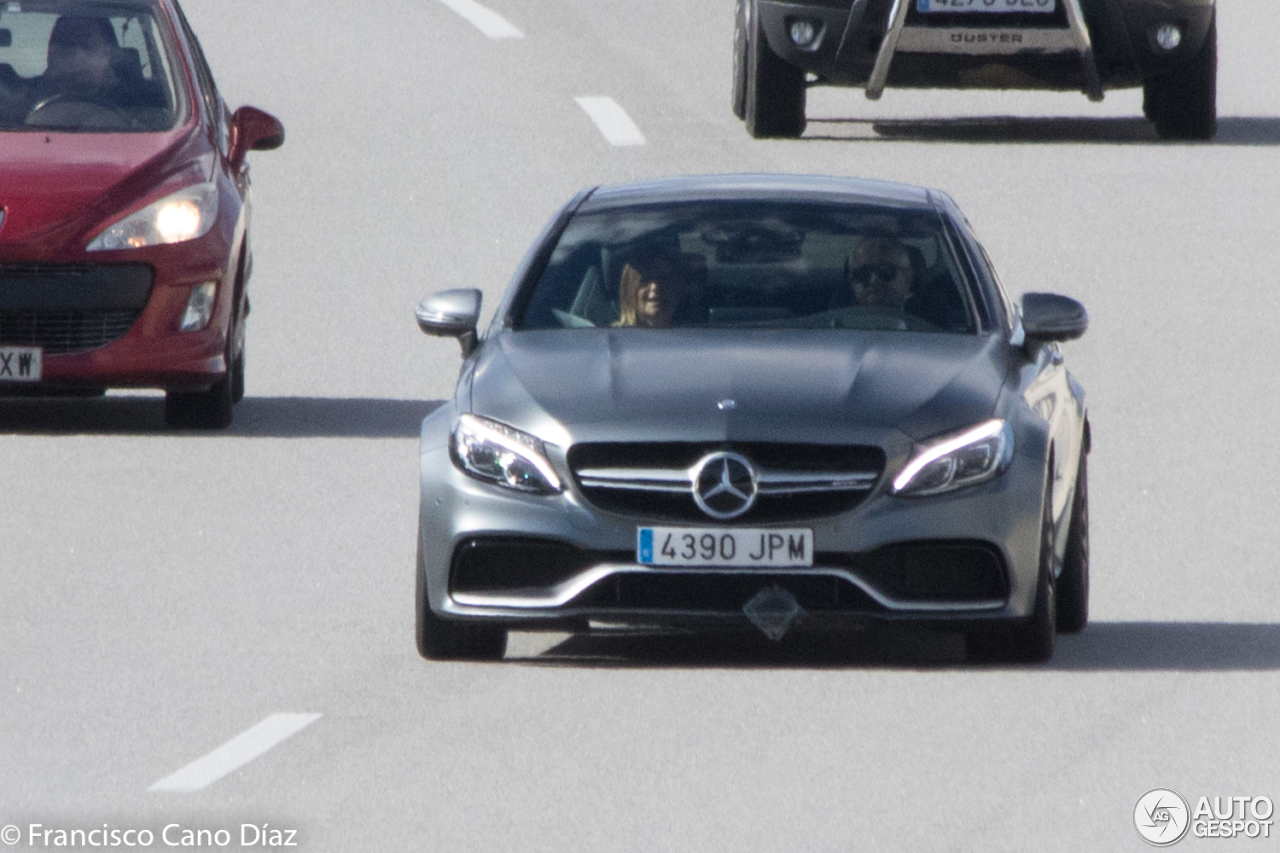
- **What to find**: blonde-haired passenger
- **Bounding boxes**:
[615,248,687,328]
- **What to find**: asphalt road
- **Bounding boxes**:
[3,1,1280,850]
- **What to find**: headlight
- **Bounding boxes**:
[892,419,1012,497]
[86,183,219,251]
[452,414,562,494]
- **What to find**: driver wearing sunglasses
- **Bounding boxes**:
[845,236,917,312]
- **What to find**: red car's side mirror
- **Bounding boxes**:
[230,106,284,168]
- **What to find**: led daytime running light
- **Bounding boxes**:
[455,414,562,493]
[893,419,1006,494]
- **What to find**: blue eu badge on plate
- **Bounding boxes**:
[638,528,654,564]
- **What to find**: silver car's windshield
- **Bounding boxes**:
[515,201,978,334]
[0,1,183,132]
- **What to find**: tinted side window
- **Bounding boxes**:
[948,215,1011,333]
[170,0,229,152]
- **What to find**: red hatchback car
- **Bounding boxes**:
[0,0,282,427]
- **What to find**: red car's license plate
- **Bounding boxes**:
[0,347,42,382]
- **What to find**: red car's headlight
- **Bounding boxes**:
[86,182,219,251]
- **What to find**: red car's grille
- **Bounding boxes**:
[0,264,152,354]
[0,309,143,354]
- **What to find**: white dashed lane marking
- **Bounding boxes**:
[575,97,647,147]
[149,713,322,793]
[436,0,524,39]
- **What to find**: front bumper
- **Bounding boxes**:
[759,0,1214,92]
[418,408,1049,634]
[0,238,233,393]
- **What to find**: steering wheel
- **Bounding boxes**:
[900,313,943,333]
[25,93,130,130]
[818,306,944,332]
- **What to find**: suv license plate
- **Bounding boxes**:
[637,527,813,568]
[918,0,1055,12]
[0,346,42,382]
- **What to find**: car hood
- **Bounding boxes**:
[0,124,202,258]
[469,328,1009,447]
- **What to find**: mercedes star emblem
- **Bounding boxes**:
[692,451,758,520]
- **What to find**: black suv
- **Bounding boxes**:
[733,0,1217,140]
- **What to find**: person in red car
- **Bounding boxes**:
[21,15,165,125]
[42,16,119,92]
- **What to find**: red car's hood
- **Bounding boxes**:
[0,125,204,258]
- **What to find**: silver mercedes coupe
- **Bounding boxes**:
[415,174,1090,663]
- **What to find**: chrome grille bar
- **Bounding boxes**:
[577,467,690,493]
[576,467,878,495]
[758,471,878,494]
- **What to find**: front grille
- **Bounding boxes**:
[568,442,885,523]
[0,263,153,354]
[0,309,143,354]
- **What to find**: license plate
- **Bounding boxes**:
[637,527,813,568]
[0,346,42,382]
[918,0,1055,12]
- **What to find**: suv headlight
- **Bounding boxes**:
[452,414,562,494]
[893,419,1012,497]
[86,182,219,251]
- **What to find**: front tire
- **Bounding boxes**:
[732,0,748,120]
[230,344,246,404]
[165,305,241,429]
[164,373,233,429]
[744,0,805,139]
[1055,449,1089,634]
[967,480,1057,663]
[415,540,507,661]
[1144,11,1217,141]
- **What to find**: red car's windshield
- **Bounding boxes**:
[0,1,184,132]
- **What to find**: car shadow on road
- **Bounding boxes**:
[802,115,1280,146]
[515,626,971,669]
[0,395,441,438]
[512,621,1280,671]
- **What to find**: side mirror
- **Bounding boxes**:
[416,289,482,356]
[1020,292,1088,343]
[230,106,285,168]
